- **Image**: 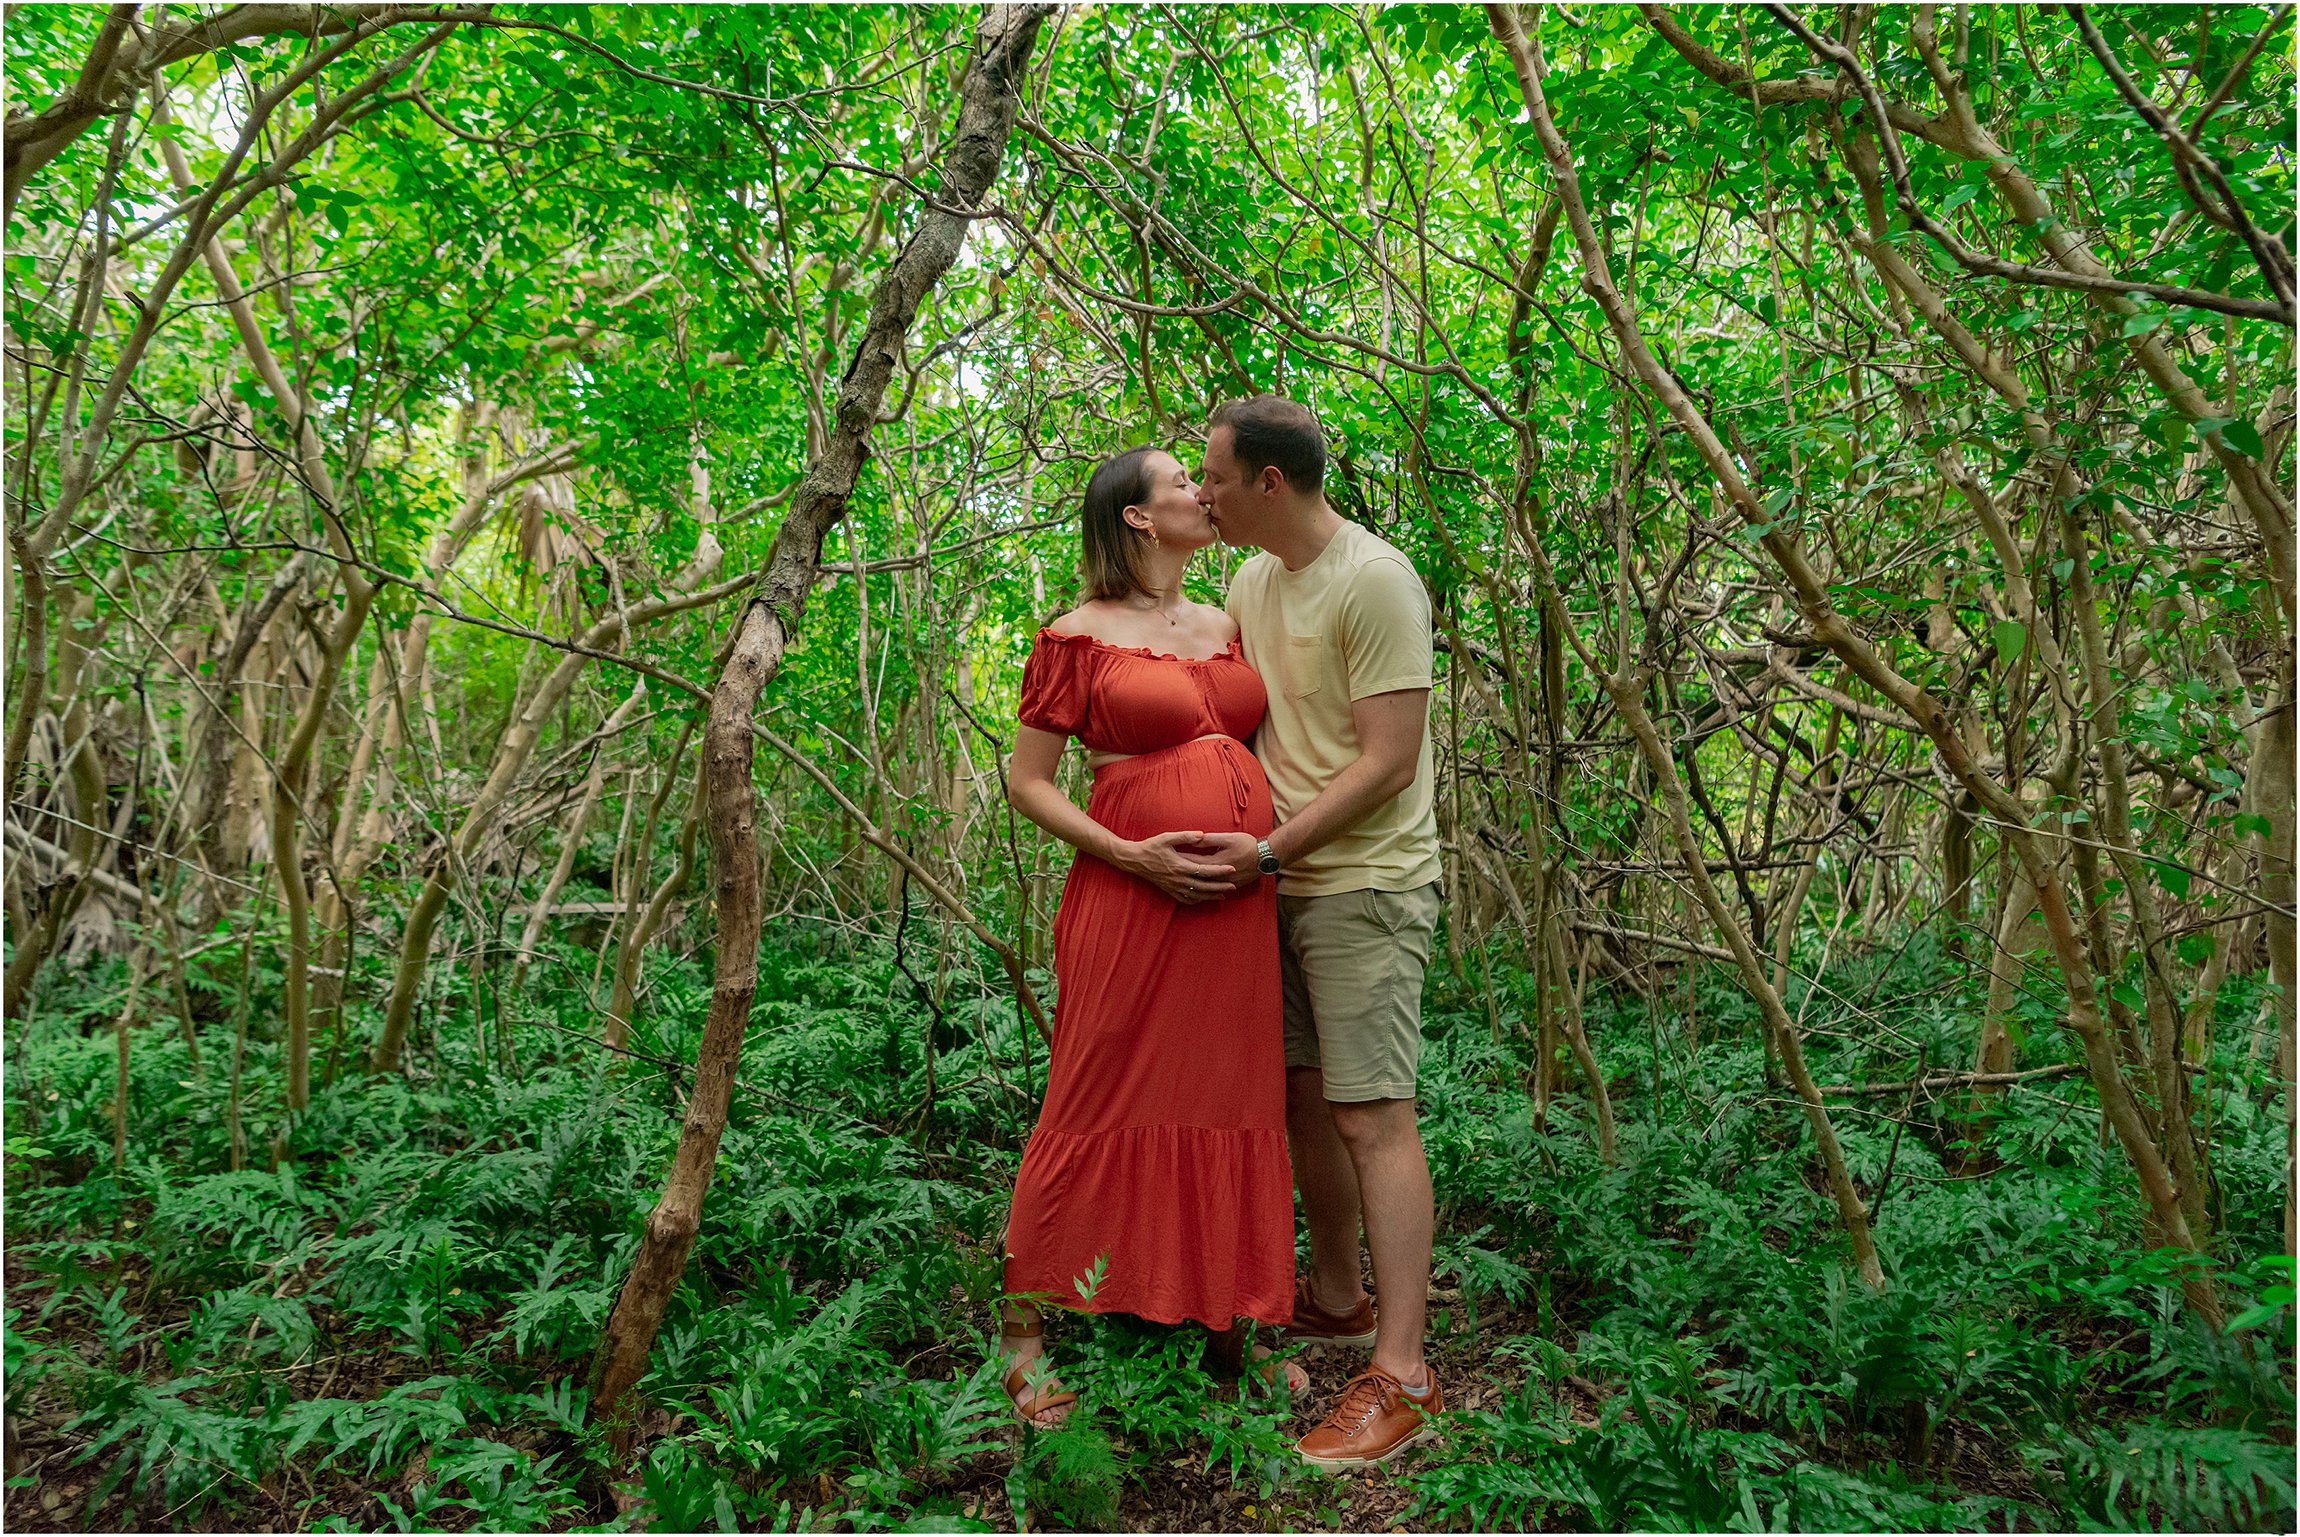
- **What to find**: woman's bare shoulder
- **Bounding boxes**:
[1044,603,1117,640]
[1195,602,1241,643]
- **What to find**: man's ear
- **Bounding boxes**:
[1259,465,1285,498]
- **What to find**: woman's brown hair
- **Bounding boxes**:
[1078,445,1161,603]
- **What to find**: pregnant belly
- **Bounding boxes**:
[1085,736,1273,841]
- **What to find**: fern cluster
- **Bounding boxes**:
[4,915,2292,1531]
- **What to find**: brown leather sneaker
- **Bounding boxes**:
[1296,1367,1442,1469]
[1286,1275,1377,1350]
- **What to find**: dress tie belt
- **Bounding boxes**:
[1212,735,1254,822]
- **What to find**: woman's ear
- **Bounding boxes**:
[1121,502,1153,534]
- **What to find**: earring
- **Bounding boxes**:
[1150,529,1162,548]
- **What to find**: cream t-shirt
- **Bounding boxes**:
[1227,519,1441,898]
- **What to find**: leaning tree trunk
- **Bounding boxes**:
[584,1,1055,1453]
[1611,671,1886,1286]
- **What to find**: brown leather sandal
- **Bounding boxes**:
[999,1318,1077,1426]
[1254,1347,1312,1398]
[1206,1321,1310,1399]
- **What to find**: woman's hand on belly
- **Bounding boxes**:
[1105,830,1236,904]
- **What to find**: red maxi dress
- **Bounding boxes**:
[1003,628,1295,1329]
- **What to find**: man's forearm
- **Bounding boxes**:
[1267,750,1416,867]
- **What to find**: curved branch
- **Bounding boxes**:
[3,4,492,219]
[2064,3,2294,308]
[1762,2,2291,326]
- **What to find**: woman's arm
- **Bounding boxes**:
[1007,724,1234,904]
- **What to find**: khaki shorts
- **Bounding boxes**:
[1278,882,1441,1103]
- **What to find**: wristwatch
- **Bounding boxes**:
[1255,838,1281,876]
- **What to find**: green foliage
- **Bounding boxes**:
[1407,1372,2003,1532]
[2023,1422,2296,1532]
[6,8,2296,1531]
[1010,1412,1125,1531]
[6,917,2291,1531]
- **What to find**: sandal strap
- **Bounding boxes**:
[1002,1356,1076,1420]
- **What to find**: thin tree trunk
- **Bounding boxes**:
[1470,837,1616,1161]
[1974,861,2037,1082]
[2251,662,2298,1254]
[585,2,1055,1451]
[606,754,703,1051]
[109,932,156,1175]
[274,596,370,1113]
[509,683,646,998]
[194,553,305,900]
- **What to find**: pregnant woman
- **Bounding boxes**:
[998,445,1299,1424]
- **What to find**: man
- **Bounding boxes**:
[1189,394,1445,1469]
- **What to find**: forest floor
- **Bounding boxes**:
[4,923,2292,1532]
[0,1267,2050,1534]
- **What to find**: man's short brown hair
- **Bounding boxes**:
[1211,394,1325,493]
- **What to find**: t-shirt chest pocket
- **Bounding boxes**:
[1285,633,1329,698]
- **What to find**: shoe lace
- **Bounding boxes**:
[1325,1372,1398,1436]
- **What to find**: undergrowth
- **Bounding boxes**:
[4,913,2292,1531]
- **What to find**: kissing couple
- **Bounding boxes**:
[995,394,1446,1470]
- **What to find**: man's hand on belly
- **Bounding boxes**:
[1189,831,1265,890]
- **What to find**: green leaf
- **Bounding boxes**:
[1760,487,1794,516]
[2228,1297,2290,1332]
[2149,860,2191,900]
[2110,981,2145,1011]
[1936,183,1981,216]
[2221,419,2263,459]
[1992,619,2027,661]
